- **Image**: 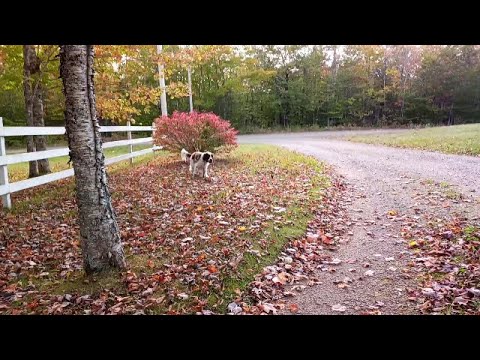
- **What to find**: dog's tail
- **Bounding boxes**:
[181,148,191,162]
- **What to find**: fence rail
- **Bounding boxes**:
[0,117,156,209]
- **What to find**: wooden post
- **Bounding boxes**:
[0,117,12,209]
[127,121,133,165]
[151,123,156,157]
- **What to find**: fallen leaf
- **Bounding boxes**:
[289,303,299,313]
[207,265,218,273]
[177,293,189,300]
[331,304,346,312]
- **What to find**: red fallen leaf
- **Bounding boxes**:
[209,236,220,244]
[207,265,218,273]
[289,303,299,313]
[151,274,165,283]
[147,260,154,268]
[196,254,206,262]
[321,234,333,244]
[27,300,39,310]
[138,232,146,237]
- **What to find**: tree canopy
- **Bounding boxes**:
[1,45,479,131]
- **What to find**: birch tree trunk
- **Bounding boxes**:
[60,45,126,274]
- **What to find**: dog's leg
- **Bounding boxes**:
[189,158,194,174]
[193,163,200,179]
[204,163,210,178]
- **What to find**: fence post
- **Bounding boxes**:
[151,123,156,157]
[127,121,133,165]
[0,117,12,209]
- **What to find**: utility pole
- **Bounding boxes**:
[187,66,193,113]
[156,45,168,116]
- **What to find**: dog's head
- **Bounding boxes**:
[203,152,214,164]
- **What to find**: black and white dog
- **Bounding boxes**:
[181,148,214,178]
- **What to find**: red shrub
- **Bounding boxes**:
[153,111,238,152]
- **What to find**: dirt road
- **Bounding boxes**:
[239,131,480,314]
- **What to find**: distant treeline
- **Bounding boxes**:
[1,45,479,138]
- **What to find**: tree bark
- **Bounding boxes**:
[32,83,51,174]
[23,45,51,176]
[284,70,289,127]
[23,45,39,178]
[383,53,387,124]
[33,83,51,175]
[448,103,454,125]
[60,45,126,274]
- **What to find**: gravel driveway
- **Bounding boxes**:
[239,130,480,314]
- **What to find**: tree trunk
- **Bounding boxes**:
[60,45,126,274]
[32,83,51,174]
[284,70,289,128]
[23,45,39,178]
[23,45,51,175]
[374,106,380,126]
[400,56,406,121]
[448,103,454,125]
[383,54,387,124]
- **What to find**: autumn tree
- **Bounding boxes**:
[95,45,161,125]
[3,44,480,134]
[60,45,126,274]
[23,45,54,177]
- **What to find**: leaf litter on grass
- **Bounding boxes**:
[0,145,332,315]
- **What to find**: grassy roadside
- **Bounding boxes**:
[239,124,408,135]
[347,124,480,156]
[7,144,153,183]
[1,144,330,314]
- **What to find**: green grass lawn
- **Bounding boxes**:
[7,144,153,183]
[347,124,480,156]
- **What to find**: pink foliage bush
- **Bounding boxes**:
[153,111,238,153]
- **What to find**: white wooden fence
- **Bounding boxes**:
[0,117,157,209]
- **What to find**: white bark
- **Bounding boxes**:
[157,45,168,116]
[60,45,126,274]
